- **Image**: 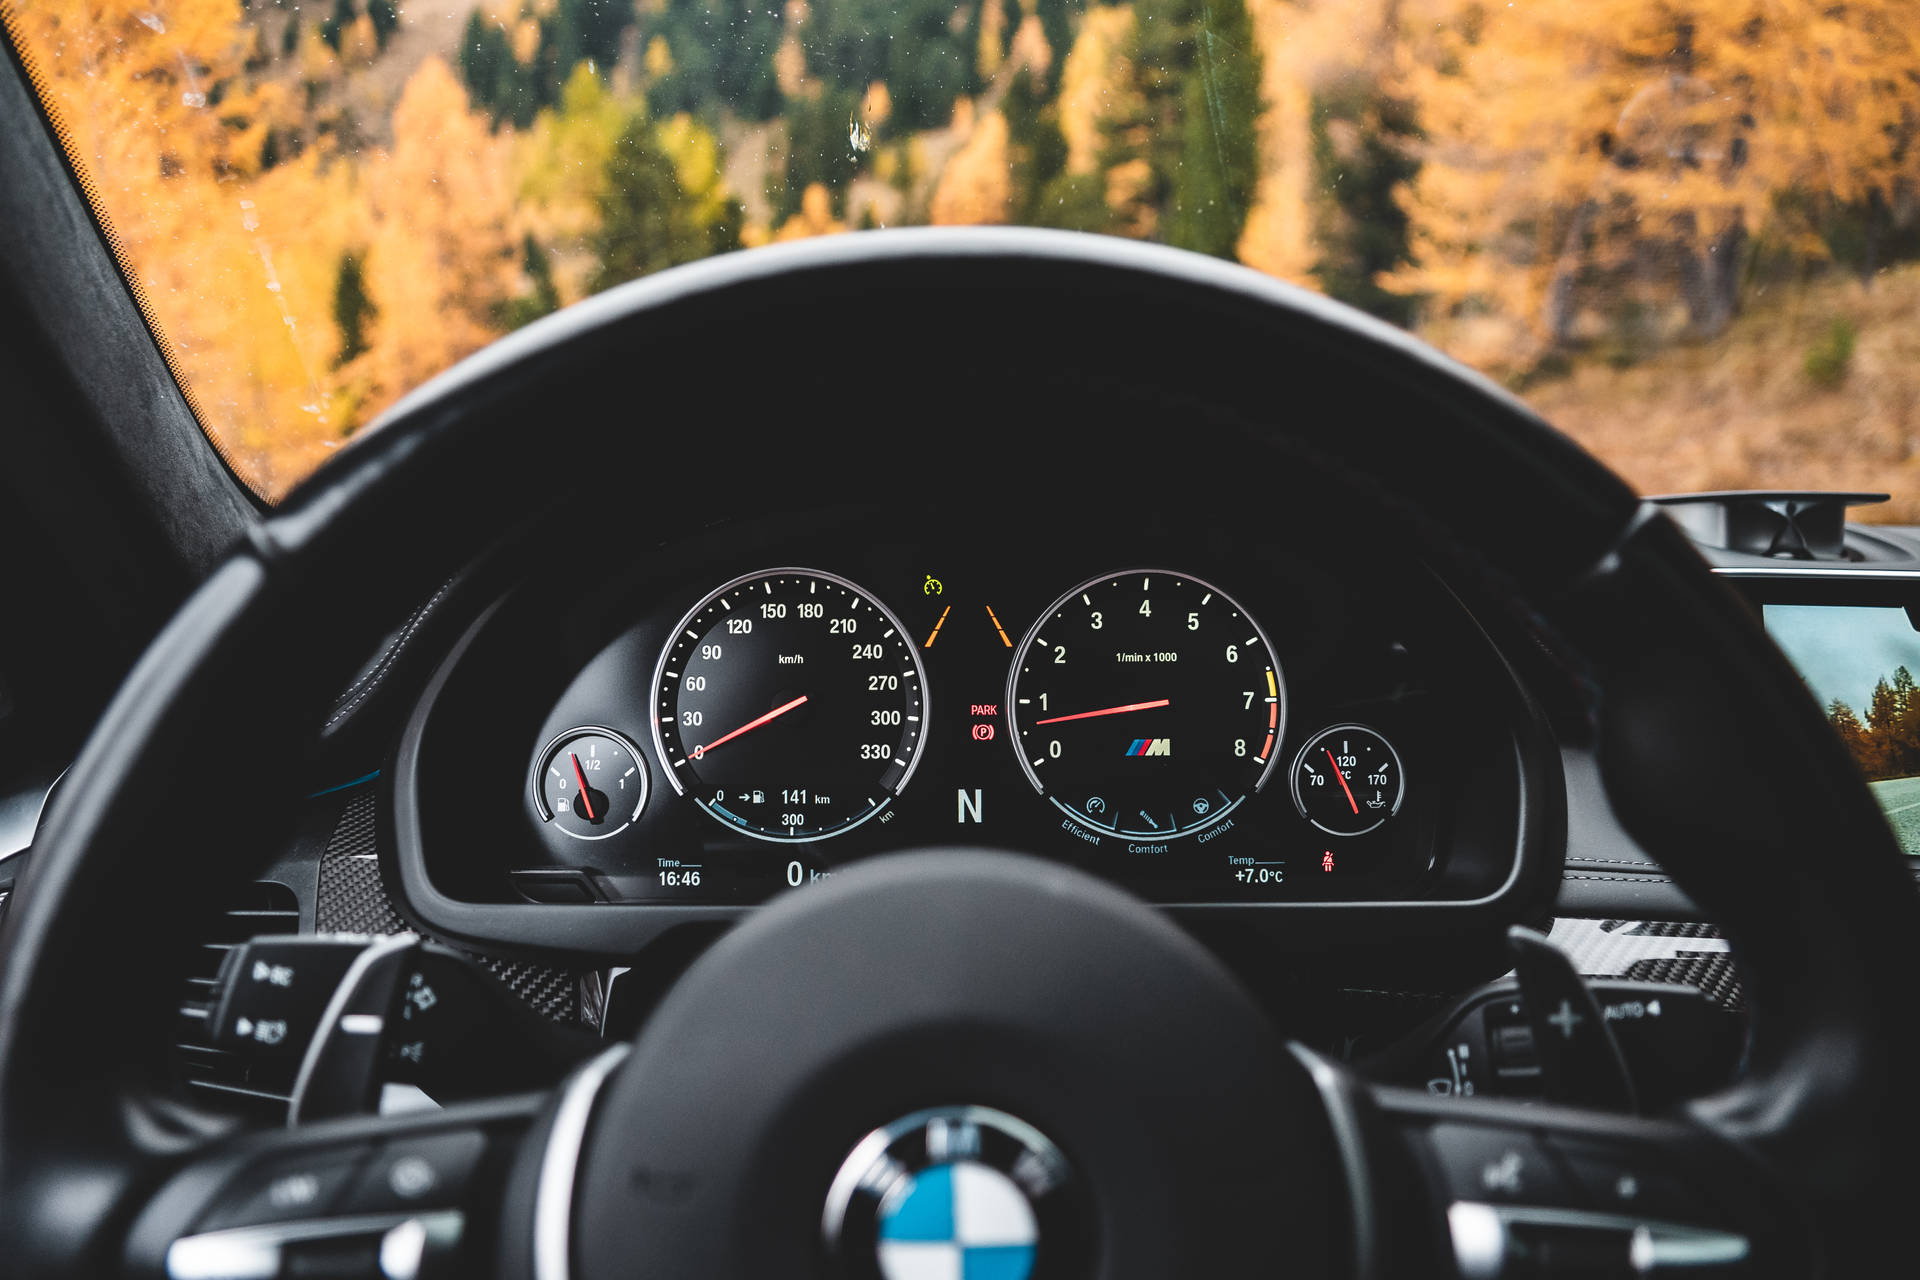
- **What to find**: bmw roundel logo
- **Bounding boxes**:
[822,1106,1082,1280]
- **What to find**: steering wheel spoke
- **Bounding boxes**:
[114,933,611,1278]
[1338,1067,1811,1278]
[123,1090,549,1280]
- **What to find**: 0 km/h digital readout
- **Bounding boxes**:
[1006,570,1285,839]
[651,568,929,842]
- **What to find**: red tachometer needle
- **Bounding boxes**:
[692,694,810,758]
[1326,748,1359,815]
[570,753,598,821]
[1034,698,1170,726]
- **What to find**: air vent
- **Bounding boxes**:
[173,880,300,1123]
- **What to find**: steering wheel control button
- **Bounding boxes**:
[823,1106,1080,1280]
[210,937,377,1093]
[199,1149,369,1231]
[1447,1203,1750,1280]
[165,1210,466,1280]
[340,1130,487,1215]
[1546,1137,1714,1223]
[1424,1124,1575,1207]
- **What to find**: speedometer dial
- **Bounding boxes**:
[651,569,927,842]
[1006,570,1284,839]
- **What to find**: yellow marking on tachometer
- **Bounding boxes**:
[924,604,952,649]
[1266,670,1278,698]
[985,604,1013,647]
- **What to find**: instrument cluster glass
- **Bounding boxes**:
[494,546,1470,908]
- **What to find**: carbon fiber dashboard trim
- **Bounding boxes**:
[317,790,580,1023]
[1549,917,1742,1009]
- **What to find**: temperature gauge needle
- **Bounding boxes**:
[693,694,810,758]
[1034,698,1171,726]
[1326,748,1359,815]
[570,753,598,821]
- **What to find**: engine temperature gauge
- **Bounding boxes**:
[1291,724,1403,836]
[532,727,649,840]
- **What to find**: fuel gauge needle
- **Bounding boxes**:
[570,753,598,821]
[692,694,810,758]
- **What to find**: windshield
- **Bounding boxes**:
[5,0,1917,507]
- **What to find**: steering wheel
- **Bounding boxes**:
[2,229,1915,1279]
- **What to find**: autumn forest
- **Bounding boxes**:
[7,0,1920,505]
[1829,668,1920,783]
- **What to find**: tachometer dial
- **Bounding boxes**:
[1006,570,1284,839]
[651,569,927,842]
[1290,724,1404,836]
[532,728,649,840]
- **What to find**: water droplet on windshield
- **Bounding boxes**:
[138,12,165,32]
[182,91,207,108]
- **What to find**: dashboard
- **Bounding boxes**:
[393,502,1551,948]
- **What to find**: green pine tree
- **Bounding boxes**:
[1307,80,1420,325]
[332,251,376,368]
[499,235,564,331]
[367,0,398,48]
[592,118,745,291]
[319,0,355,53]
[1106,0,1263,259]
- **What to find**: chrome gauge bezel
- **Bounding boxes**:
[1004,568,1287,840]
[648,566,931,843]
[529,725,651,840]
[1289,722,1406,837]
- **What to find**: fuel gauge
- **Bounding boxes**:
[533,727,649,840]
[1291,724,1404,836]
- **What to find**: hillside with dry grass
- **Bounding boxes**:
[1526,264,1920,521]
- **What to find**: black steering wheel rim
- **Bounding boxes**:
[2,227,1915,1275]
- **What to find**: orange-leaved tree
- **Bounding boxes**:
[1388,0,1920,372]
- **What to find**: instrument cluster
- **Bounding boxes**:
[397,510,1542,916]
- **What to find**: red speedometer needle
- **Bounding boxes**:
[1033,698,1171,726]
[1326,748,1359,815]
[570,753,598,821]
[692,694,810,758]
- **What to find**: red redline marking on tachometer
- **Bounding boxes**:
[1034,698,1171,726]
[569,753,597,821]
[924,605,951,649]
[1327,748,1360,814]
[984,604,1012,647]
[692,694,810,758]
